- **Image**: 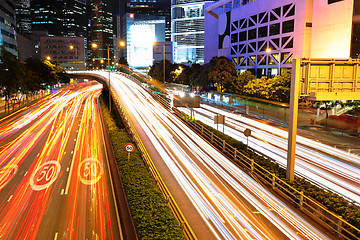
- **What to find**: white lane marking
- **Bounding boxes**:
[24,171,28,176]
[7,195,13,202]
[61,189,64,195]
[67,167,69,172]
[71,151,73,154]
[74,138,76,141]
[65,109,84,195]
[54,232,58,240]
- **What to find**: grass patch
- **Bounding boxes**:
[100,92,186,240]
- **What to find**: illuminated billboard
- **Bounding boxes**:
[128,24,155,67]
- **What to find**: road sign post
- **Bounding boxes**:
[243,128,251,150]
[125,143,134,161]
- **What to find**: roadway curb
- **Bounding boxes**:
[97,97,139,240]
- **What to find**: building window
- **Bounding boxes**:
[273,7,281,17]
[269,23,280,36]
[283,4,295,17]
[259,12,267,24]
[258,26,267,38]
[248,29,256,40]
[328,0,343,4]
[239,31,247,41]
[231,33,238,43]
[282,20,294,33]
[284,38,293,49]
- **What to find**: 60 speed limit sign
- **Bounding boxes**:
[125,143,134,153]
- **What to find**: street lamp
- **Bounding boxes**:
[266,48,281,76]
[92,42,111,112]
[70,45,78,70]
[46,56,51,61]
[154,42,166,84]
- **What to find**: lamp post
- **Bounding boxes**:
[107,43,111,112]
[154,42,166,84]
[266,48,281,76]
[70,45,78,70]
[92,43,111,112]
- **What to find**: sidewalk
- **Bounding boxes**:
[0,93,48,119]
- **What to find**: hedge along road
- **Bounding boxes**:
[82,71,332,240]
[0,82,128,239]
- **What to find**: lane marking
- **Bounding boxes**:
[67,167,69,172]
[24,171,28,176]
[54,232,58,240]
[61,189,64,195]
[65,107,85,195]
[71,151,73,154]
[74,138,76,142]
[7,195,13,202]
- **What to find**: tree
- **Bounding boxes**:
[234,71,255,95]
[148,60,177,83]
[208,57,236,92]
[0,47,26,100]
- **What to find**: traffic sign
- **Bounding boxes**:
[125,143,134,153]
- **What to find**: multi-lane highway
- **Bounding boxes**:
[179,104,360,204]
[87,71,330,240]
[0,82,123,239]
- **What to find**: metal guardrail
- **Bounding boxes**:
[77,71,360,240]
[128,76,360,240]
[78,72,197,240]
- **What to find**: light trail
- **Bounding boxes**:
[87,71,330,240]
[179,104,360,204]
[0,82,121,239]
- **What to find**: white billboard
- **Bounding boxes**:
[128,24,155,67]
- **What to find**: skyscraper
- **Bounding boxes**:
[171,0,214,64]
[15,0,31,36]
[30,0,63,36]
[30,0,87,37]
[125,0,171,41]
[0,0,18,56]
[88,0,114,68]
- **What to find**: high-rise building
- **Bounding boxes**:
[0,0,18,56]
[125,0,171,41]
[62,0,87,37]
[15,0,31,36]
[40,36,86,70]
[205,0,360,76]
[351,0,360,58]
[30,0,87,37]
[171,0,214,64]
[30,0,63,36]
[123,13,165,68]
[88,0,114,68]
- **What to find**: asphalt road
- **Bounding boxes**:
[179,104,360,205]
[0,82,123,239]
[85,71,331,240]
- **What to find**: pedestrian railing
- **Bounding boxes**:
[85,72,197,240]
[81,71,360,240]
[120,72,360,240]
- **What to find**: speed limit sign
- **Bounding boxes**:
[125,143,134,153]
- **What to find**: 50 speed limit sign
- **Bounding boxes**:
[125,143,134,153]
[125,143,134,161]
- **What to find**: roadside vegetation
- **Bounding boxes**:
[149,56,291,102]
[100,92,186,240]
[189,117,360,231]
[0,47,69,103]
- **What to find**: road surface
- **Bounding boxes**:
[179,104,360,204]
[85,71,331,240]
[0,82,123,239]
